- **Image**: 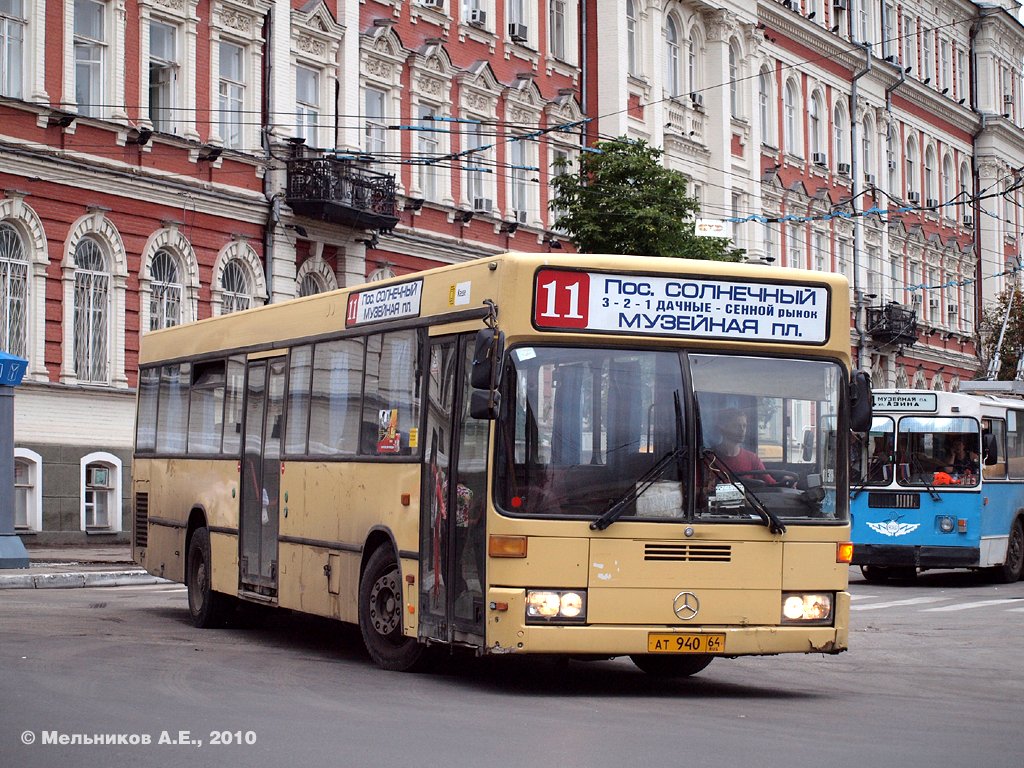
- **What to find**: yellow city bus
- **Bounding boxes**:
[132,253,871,676]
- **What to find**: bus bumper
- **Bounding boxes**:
[483,590,850,657]
[853,544,979,569]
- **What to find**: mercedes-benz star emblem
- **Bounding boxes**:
[673,591,700,620]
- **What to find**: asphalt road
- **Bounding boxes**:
[2,569,1022,768]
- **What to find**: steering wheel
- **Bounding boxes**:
[735,470,799,488]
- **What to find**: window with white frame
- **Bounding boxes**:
[787,223,802,269]
[862,116,874,178]
[905,136,917,198]
[833,104,847,166]
[942,154,953,212]
[417,103,440,201]
[959,161,970,221]
[730,191,743,246]
[813,231,827,272]
[886,124,899,190]
[729,43,740,118]
[149,19,178,133]
[853,0,868,43]
[809,91,823,158]
[758,68,772,146]
[783,79,798,155]
[149,249,182,330]
[509,135,531,224]
[298,272,326,297]
[220,259,252,314]
[295,64,320,147]
[940,39,950,93]
[0,0,24,98]
[927,266,939,323]
[0,221,27,358]
[549,0,565,60]
[762,221,775,264]
[218,40,244,150]
[902,16,915,70]
[364,86,387,158]
[889,256,899,300]
[922,29,934,84]
[550,145,570,229]
[956,49,966,101]
[507,0,525,32]
[865,245,879,296]
[82,453,120,532]
[74,0,106,118]
[924,145,936,202]
[73,236,109,383]
[665,17,680,98]
[881,2,895,60]
[626,0,637,77]
[461,0,490,29]
[14,449,40,531]
[464,121,490,209]
[687,29,700,97]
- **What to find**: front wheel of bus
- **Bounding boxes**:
[187,527,229,628]
[629,654,714,678]
[359,546,426,672]
[992,519,1024,584]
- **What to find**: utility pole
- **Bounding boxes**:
[0,353,28,569]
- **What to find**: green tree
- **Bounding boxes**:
[979,286,1024,380]
[549,137,744,260]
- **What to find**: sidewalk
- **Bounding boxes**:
[0,544,169,589]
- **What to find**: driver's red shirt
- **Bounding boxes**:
[718,449,776,485]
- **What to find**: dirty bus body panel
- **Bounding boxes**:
[133,253,860,674]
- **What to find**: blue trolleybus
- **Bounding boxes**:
[850,385,1024,583]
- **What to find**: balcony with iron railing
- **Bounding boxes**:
[865,303,919,347]
[285,155,399,232]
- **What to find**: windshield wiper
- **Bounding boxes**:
[851,453,891,500]
[591,393,687,532]
[703,449,787,535]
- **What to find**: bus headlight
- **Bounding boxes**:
[781,593,833,624]
[525,590,587,623]
[937,515,956,533]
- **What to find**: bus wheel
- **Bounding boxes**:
[359,546,425,671]
[860,565,891,583]
[187,527,229,628]
[629,654,714,678]
[992,519,1024,584]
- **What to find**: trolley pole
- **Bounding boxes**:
[0,353,28,569]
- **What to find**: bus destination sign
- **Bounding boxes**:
[532,269,829,343]
[346,279,423,327]
[872,392,937,412]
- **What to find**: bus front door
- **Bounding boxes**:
[420,336,489,646]
[239,356,286,598]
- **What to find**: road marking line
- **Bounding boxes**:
[849,594,878,601]
[921,598,1022,612]
[850,596,949,611]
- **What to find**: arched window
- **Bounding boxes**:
[81,451,122,532]
[73,236,109,383]
[688,29,700,96]
[626,0,637,76]
[0,221,27,358]
[368,265,397,282]
[149,249,182,330]
[809,91,824,157]
[729,43,740,118]
[886,124,899,190]
[298,272,327,297]
[905,136,918,198]
[959,161,971,222]
[833,104,847,166]
[784,79,799,154]
[665,17,680,97]
[862,115,875,179]
[221,259,252,314]
[759,67,773,146]
[14,448,42,532]
[924,145,937,202]
[942,154,954,211]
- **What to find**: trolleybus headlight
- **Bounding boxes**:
[525,590,587,623]
[937,515,956,533]
[781,593,833,624]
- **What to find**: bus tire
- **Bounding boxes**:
[629,654,714,678]
[992,518,1024,584]
[860,565,891,583]
[187,527,230,628]
[359,546,425,671]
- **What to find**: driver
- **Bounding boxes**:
[713,408,776,485]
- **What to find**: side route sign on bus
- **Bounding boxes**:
[532,268,830,343]
[346,279,423,327]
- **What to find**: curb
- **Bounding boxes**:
[0,570,170,590]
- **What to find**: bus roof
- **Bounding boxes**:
[139,252,853,366]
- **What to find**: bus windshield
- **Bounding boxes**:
[494,347,845,524]
[892,417,981,487]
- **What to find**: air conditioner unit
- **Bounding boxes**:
[419,0,443,7]
[468,8,487,26]
[887,159,898,170]
[837,162,851,176]
[948,304,959,315]
[865,173,877,186]
[928,297,940,309]
[509,22,528,42]
[812,152,828,166]
[911,293,922,305]
[1004,93,1014,105]
[925,197,939,208]
[963,214,974,227]
[87,466,110,488]
[690,92,704,109]
[473,197,492,213]
[907,190,921,204]
[833,0,848,9]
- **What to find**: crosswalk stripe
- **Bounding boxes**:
[849,594,878,601]
[850,596,948,611]
[921,598,1022,612]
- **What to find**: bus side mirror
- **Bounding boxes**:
[470,328,504,420]
[801,427,814,462]
[850,371,872,433]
